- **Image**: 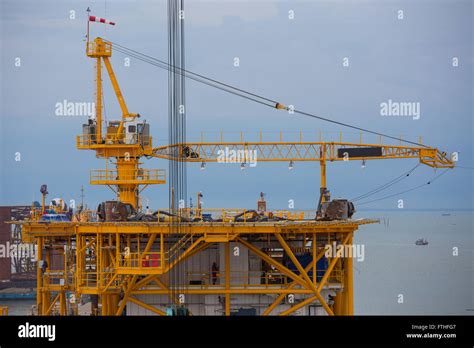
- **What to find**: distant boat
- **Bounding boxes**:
[441,213,451,216]
[415,238,428,246]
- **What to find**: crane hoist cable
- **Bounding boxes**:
[351,164,421,202]
[104,39,429,148]
[111,45,276,109]
[107,40,279,107]
[356,168,451,206]
[291,109,428,148]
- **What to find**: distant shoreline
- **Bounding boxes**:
[356,208,473,212]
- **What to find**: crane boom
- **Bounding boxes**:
[102,56,139,136]
[152,139,454,216]
[152,141,455,168]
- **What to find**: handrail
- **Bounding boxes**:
[90,168,166,182]
[77,134,153,147]
[86,41,112,57]
[186,269,345,287]
[120,251,162,269]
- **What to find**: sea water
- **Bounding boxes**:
[354,210,473,315]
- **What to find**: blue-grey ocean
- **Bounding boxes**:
[354,210,473,315]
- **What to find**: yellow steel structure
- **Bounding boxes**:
[153,140,454,168]
[80,37,164,209]
[18,217,377,316]
[153,139,453,208]
[10,37,455,317]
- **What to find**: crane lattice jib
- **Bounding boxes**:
[152,141,455,169]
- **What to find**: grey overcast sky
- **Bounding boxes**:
[0,0,472,212]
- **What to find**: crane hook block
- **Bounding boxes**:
[275,103,286,110]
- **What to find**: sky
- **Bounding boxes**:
[0,0,472,212]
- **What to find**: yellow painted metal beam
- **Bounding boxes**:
[278,295,318,316]
[17,219,373,238]
[36,237,43,315]
[130,288,317,295]
[152,141,455,169]
[279,232,352,316]
[164,237,204,272]
[343,232,354,315]
[103,273,119,292]
[275,234,334,316]
[103,56,132,135]
[236,237,309,289]
[95,57,102,140]
[115,234,158,315]
[225,242,230,316]
[133,274,158,290]
[45,293,60,315]
[317,233,351,292]
[262,244,327,316]
[127,296,166,316]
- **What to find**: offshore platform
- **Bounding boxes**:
[10,5,454,316]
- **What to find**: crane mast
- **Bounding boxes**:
[80,37,165,209]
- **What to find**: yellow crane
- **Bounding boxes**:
[79,37,165,209]
[152,135,454,214]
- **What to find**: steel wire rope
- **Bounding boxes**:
[351,164,421,202]
[111,46,276,109]
[105,40,278,105]
[356,169,451,206]
[106,40,428,148]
